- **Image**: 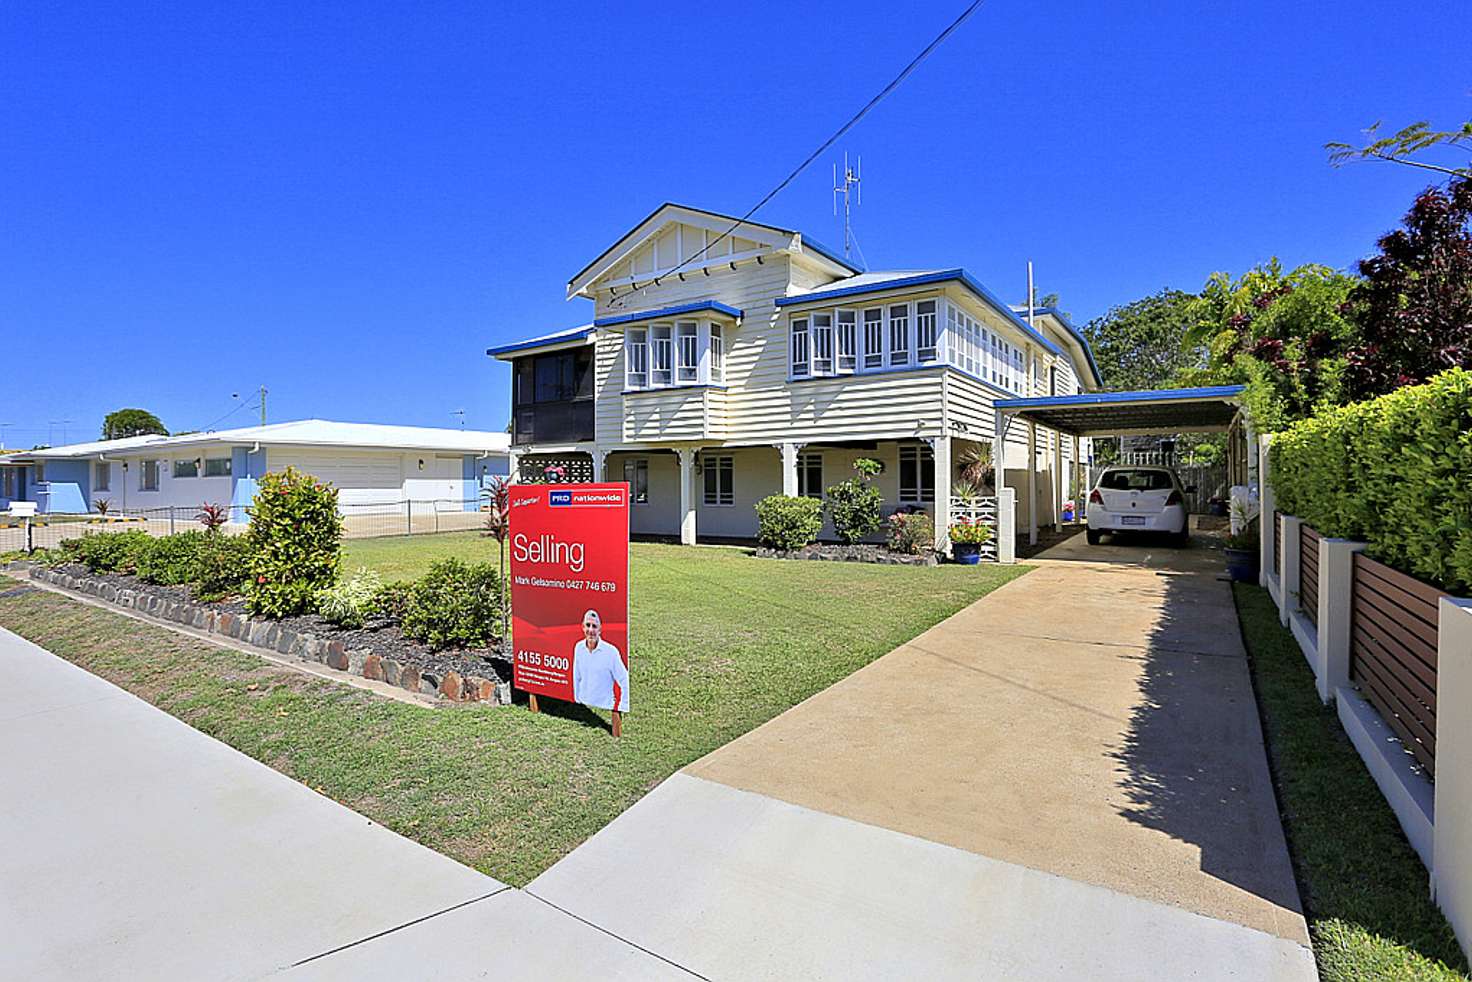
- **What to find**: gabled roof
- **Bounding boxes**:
[1010,305,1104,389]
[592,300,742,328]
[566,202,859,299]
[13,420,510,459]
[775,269,1064,358]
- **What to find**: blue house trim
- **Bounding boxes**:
[486,327,595,358]
[774,269,1064,358]
[229,446,267,524]
[1023,306,1105,389]
[993,385,1246,410]
[592,300,743,328]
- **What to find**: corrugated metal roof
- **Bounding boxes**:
[14,420,510,460]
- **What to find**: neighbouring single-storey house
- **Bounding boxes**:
[0,419,512,521]
[486,202,1104,548]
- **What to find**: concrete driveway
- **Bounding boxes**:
[530,527,1318,979]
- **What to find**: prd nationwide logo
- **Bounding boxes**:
[549,490,573,506]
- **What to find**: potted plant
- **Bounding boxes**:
[1223,501,1259,582]
[1061,498,1077,523]
[948,516,994,565]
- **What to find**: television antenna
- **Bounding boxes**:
[451,409,466,430]
[833,153,862,262]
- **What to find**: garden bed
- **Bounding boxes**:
[754,543,938,566]
[22,562,511,704]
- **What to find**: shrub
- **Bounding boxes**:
[245,467,343,618]
[754,494,824,551]
[65,530,153,574]
[886,512,935,555]
[370,580,414,624]
[825,459,884,544]
[400,558,504,650]
[1270,368,1472,593]
[316,568,383,628]
[135,531,208,585]
[192,533,253,600]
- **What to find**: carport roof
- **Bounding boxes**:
[993,385,1246,436]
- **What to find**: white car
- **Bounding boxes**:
[1085,466,1193,546]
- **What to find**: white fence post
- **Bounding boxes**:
[1280,515,1302,627]
[1315,538,1365,705]
[1433,598,1472,963]
[997,487,1017,564]
[1258,434,1274,589]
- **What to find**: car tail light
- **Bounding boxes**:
[1088,489,1103,505]
[1165,490,1182,506]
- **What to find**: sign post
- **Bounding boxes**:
[508,483,631,736]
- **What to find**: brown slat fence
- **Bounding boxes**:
[1273,511,1283,577]
[1300,525,1320,627]
[1350,552,1445,775]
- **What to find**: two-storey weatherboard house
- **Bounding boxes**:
[488,203,1102,549]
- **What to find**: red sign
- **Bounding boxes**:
[508,483,631,712]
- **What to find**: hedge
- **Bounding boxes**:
[754,494,824,550]
[1270,369,1472,594]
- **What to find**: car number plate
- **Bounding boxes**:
[1121,515,1147,526]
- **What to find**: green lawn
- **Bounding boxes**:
[0,541,1027,886]
[1234,583,1469,981]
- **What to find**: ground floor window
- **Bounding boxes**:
[93,461,110,492]
[898,445,935,503]
[173,458,199,478]
[703,454,733,506]
[205,457,232,477]
[140,460,160,491]
[2,469,15,499]
[623,458,649,505]
[797,453,823,498]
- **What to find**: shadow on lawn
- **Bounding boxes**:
[512,689,612,734]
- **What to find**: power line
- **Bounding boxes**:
[610,0,987,309]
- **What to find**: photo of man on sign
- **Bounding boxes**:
[508,483,631,726]
[572,609,628,712]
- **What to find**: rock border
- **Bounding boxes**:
[20,565,512,706]
[753,543,940,566]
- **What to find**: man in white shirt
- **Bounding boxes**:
[571,609,628,712]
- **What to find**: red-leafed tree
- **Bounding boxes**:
[1345,175,1472,399]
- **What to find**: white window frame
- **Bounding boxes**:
[888,303,910,366]
[204,456,232,478]
[702,454,734,506]
[93,461,110,492]
[835,309,857,373]
[797,453,823,499]
[863,307,884,369]
[626,327,649,389]
[651,324,673,387]
[916,300,938,362]
[676,320,699,383]
[790,317,810,378]
[898,445,935,504]
[811,312,834,376]
[623,458,649,505]
[140,460,160,492]
[709,323,724,384]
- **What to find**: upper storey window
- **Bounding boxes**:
[625,320,729,391]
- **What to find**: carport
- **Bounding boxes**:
[992,385,1251,546]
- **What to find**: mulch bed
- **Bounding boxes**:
[48,563,510,684]
[754,543,939,566]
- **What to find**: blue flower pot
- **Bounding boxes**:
[953,542,982,565]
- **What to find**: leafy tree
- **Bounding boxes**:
[1326,119,1472,179]
[1343,175,1472,399]
[246,467,343,617]
[1083,289,1200,392]
[102,408,168,440]
[1180,260,1360,431]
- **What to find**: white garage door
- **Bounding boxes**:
[269,451,402,506]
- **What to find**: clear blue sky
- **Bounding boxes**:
[2,1,1468,446]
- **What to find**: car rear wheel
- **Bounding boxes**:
[1086,529,1102,545]
[1173,528,1190,548]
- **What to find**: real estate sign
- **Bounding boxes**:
[508,482,630,714]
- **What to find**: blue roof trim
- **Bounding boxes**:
[775,269,1064,357]
[1025,306,1105,389]
[592,300,743,328]
[993,385,1246,410]
[485,327,594,358]
[798,234,859,273]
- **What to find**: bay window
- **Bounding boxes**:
[652,325,673,386]
[677,321,699,382]
[863,308,884,368]
[916,300,937,362]
[836,310,857,372]
[626,328,648,389]
[889,303,910,365]
[791,317,810,377]
[710,324,724,384]
[811,312,834,375]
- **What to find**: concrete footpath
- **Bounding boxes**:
[0,625,692,981]
[529,533,1319,980]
